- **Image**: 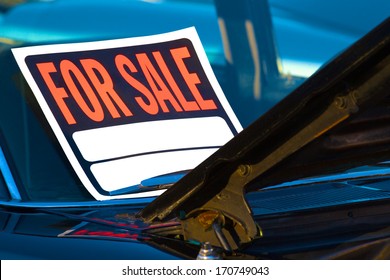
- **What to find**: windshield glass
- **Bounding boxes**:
[0,50,92,201]
[0,0,389,202]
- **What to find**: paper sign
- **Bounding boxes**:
[12,27,242,200]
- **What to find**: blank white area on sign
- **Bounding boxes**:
[73,116,233,162]
[90,148,217,192]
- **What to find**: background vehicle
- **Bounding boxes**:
[1,0,389,125]
[0,0,390,259]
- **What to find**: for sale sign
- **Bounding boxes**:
[12,27,242,200]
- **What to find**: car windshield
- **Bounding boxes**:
[0,0,389,202]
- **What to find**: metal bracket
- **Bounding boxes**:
[179,166,262,250]
[139,163,262,250]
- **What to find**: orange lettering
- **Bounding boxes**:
[60,60,104,122]
[36,62,76,125]
[115,54,159,115]
[136,53,183,113]
[171,47,217,110]
[81,59,133,118]
[153,51,200,112]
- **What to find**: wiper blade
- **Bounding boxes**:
[109,171,189,196]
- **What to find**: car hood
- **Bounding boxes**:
[0,205,186,259]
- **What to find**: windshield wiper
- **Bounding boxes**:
[139,18,390,251]
[109,171,189,196]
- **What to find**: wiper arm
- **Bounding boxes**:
[139,18,390,251]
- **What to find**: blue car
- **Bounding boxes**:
[0,0,390,259]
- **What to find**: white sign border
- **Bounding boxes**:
[12,27,242,201]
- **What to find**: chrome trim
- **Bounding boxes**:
[0,145,21,201]
[266,167,390,190]
[0,197,154,208]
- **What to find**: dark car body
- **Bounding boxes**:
[1,0,390,259]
